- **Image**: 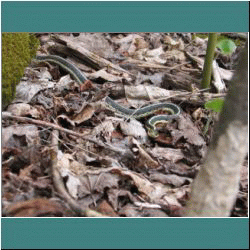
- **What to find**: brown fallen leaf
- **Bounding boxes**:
[5,198,65,217]
[129,137,158,169]
[7,103,40,118]
[2,125,40,148]
[176,113,205,147]
[150,173,192,187]
[88,69,123,82]
[110,167,162,201]
[168,162,199,178]
[96,200,118,217]
[71,103,99,125]
[161,196,184,217]
[107,189,136,211]
[151,147,184,163]
[118,203,140,217]
[78,172,120,200]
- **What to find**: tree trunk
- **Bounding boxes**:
[185,43,248,217]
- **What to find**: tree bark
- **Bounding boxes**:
[185,43,248,217]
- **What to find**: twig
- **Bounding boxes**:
[2,113,131,156]
[2,113,102,144]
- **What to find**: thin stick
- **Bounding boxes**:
[2,113,103,146]
[2,113,129,155]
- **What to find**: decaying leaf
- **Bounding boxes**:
[91,119,115,141]
[71,103,101,125]
[96,200,118,217]
[2,125,40,148]
[15,80,54,103]
[7,103,40,118]
[150,172,192,187]
[129,137,158,169]
[119,119,147,144]
[88,69,123,82]
[171,113,207,160]
[107,189,136,211]
[151,147,184,163]
[5,198,66,217]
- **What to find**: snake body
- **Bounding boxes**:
[35,55,180,137]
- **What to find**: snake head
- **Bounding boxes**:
[147,128,159,138]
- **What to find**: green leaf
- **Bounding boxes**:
[217,39,237,55]
[204,98,224,113]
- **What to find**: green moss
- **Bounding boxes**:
[2,33,40,109]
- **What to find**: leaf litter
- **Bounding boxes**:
[2,32,247,217]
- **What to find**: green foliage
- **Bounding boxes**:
[204,98,224,113]
[217,39,237,55]
[2,33,40,109]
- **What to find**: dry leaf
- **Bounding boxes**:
[7,103,40,118]
[5,198,65,217]
[151,147,184,163]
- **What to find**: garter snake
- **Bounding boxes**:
[35,55,181,137]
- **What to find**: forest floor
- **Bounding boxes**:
[2,32,248,217]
